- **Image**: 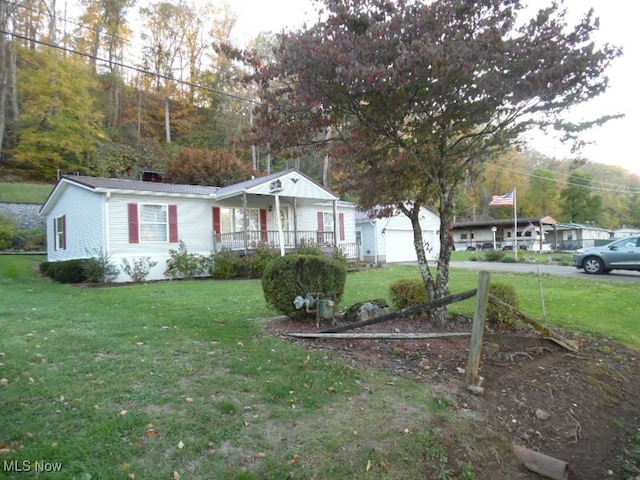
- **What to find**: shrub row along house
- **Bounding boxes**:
[39,169,359,282]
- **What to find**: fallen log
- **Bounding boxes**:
[287,332,471,340]
[319,288,478,334]
[286,332,561,349]
[488,295,579,352]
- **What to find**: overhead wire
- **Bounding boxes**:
[485,161,640,195]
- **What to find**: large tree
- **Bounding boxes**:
[560,172,603,224]
[247,0,620,324]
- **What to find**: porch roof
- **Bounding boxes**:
[213,169,338,201]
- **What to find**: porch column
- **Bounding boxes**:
[243,191,248,255]
[332,199,338,247]
[293,198,298,248]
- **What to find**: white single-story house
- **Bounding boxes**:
[553,223,613,250]
[451,216,559,252]
[612,227,640,238]
[355,206,441,264]
[39,169,357,282]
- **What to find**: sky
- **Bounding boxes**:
[228,0,640,176]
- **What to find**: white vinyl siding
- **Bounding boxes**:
[46,185,105,262]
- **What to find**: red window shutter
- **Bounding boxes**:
[128,203,139,244]
[62,215,67,249]
[212,207,221,234]
[317,211,324,231]
[168,205,178,242]
[339,213,345,241]
[260,209,268,242]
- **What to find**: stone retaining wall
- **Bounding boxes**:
[0,203,46,230]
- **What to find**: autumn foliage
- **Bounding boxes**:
[165,147,253,186]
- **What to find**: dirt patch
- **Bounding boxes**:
[267,314,640,479]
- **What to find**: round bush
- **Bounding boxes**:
[261,254,346,320]
[388,278,429,310]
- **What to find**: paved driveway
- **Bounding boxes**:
[451,261,640,283]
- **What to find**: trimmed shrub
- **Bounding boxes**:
[44,259,89,284]
[261,254,347,320]
[388,278,429,310]
[487,282,519,328]
[212,248,245,279]
[39,261,52,275]
[247,243,280,279]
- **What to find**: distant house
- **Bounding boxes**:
[355,206,441,264]
[451,216,559,252]
[553,223,613,250]
[612,227,640,238]
[39,169,357,282]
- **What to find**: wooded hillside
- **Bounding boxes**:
[1,0,639,228]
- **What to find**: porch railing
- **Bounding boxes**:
[214,230,359,259]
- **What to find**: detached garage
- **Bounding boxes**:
[356,206,441,264]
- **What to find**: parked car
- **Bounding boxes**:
[573,236,640,274]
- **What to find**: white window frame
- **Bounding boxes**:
[54,215,65,250]
[139,204,169,242]
[323,212,334,232]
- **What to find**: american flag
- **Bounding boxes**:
[522,222,535,234]
[489,191,514,206]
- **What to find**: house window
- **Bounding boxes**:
[54,215,66,250]
[323,212,334,232]
[219,208,260,233]
[461,233,468,240]
[140,204,169,242]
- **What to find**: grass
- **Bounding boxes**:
[0,183,54,203]
[451,249,574,265]
[1,255,638,479]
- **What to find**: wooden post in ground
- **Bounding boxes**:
[466,271,490,391]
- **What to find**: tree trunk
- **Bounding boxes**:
[432,190,456,326]
[164,95,171,143]
[0,31,7,157]
[400,202,445,324]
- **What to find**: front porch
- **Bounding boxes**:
[214,229,360,260]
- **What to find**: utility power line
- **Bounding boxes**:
[0,29,259,105]
[485,161,640,195]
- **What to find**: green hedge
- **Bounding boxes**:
[41,259,89,284]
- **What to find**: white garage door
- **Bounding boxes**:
[385,230,438,263]
[385,230,418,263]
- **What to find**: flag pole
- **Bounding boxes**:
[513,188,518,261]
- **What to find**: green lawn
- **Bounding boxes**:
[1,255,638,479]
[0,183,54,203]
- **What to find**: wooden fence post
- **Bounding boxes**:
[465,271,490,390]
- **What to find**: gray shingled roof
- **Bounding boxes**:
[65,176,218,196]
